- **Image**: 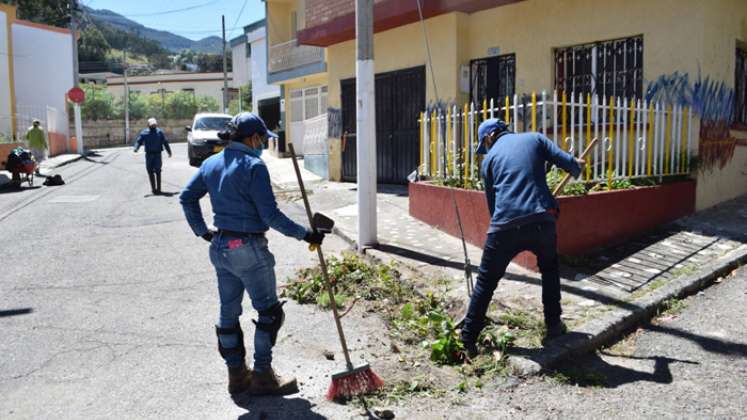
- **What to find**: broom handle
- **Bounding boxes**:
[552,137,599,196]
[288,143,355,371]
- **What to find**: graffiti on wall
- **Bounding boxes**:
[646,71,737,172]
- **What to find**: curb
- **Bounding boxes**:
[508,244,747,376]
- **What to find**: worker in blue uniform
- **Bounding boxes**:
[460,118,585,358]
[134,117,172,195]
[179,112,325,397]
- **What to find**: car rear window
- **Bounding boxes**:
[194,117,231,131]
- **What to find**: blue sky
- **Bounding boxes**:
[81,0,266,41]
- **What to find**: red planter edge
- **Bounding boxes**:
[408,180,697,270]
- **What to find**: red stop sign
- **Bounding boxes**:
[67,87,86,104]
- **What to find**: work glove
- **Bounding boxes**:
[303,229,325,246]
[201,230,216,243]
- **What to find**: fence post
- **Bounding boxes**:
[553,90,558,145]
[586,93,592,180]
[608,96,615,188]
[419,112,424,175]
[647,102,653,177]
[593,94,600,181]
[513,94,519,132]
[686,106,692,173]
[505,95,510,128]
[665,104,672,175]
[561,91,567,151]
[531,91,537,132]
[628,98,635,177]
[541,91,547,137]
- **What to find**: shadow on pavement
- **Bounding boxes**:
[644,323,747,357]
[0,307,34,317]
[233,395,327,420]
[552,352,698,388]
[0,185,42,194]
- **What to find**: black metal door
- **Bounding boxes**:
[340,66,425,184]
[341,79,357,181]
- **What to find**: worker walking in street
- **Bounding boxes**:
[134,117,172,195]
[26,119,47,175]
[460,118,584,358]
[179,112,325,397]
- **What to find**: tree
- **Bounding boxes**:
[2,0,70,28]
[196,53,231,73]
[228,83,252,114]
[78,26,111,64]
[80,83,114,120]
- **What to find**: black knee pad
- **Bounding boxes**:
[253,301,286,346]
[215,323,246,360]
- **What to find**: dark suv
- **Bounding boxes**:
[186,113,232,167]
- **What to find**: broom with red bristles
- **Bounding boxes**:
[288,143,384,401]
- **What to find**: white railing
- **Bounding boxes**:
[302,113,328,156]
[419,90,694,186]
[268,39,324,73]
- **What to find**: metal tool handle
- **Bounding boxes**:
[288,143,354,371]
[552,137,599,196]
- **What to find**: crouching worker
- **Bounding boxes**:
[179,112,325,396]
[460,119,584,358]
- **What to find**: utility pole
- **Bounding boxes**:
[123,48,130,145]
[70,0,84,154]
[356,0,377,248]
[222,15,229,113]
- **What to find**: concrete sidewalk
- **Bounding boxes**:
[0,153,83,188]
[264,154,747,373]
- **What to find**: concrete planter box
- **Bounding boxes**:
[409,180,697,270]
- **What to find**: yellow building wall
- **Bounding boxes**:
[694,0,747,210]
[326,12,463,110]
[266,1,294,46]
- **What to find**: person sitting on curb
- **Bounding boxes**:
[460,118,584,358]
[26,119,48,175]
[178,112,325,397]
[134,118,171,195]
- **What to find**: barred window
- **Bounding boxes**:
[735,47,747,124]
[470,54,515,104]
[554,35,643,98]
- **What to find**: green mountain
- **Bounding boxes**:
[81,6,223,54]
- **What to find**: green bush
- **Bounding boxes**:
[81,83,115,120]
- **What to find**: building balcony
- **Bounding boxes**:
[268,39,324,74]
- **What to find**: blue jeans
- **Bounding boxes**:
[209,233,278,372]
[461,221,562,344]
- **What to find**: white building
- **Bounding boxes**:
[1,4,74,156]
[230,20,281,133]
[107,72,235,108]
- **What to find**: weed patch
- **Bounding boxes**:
[550,368,606,388]
[657,297,687,317]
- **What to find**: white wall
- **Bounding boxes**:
[231,41,251,87]
[12,23,72,139]
[0,10,13,137]
[107,76,232,107]
[247,26,280,112]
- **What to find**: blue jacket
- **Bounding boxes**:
[481,132,580,232]
[179,141,308,240]
[135,128,172,155]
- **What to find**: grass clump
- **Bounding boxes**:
[497,309,545,348]
[658,297,687,317]
[550,368,606,388]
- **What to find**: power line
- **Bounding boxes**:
[119,1,221,18]
[228,0,249,38]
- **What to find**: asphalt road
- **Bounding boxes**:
[2,144,745,419]
[0,145,383,419]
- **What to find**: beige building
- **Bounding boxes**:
[107,72,236,109]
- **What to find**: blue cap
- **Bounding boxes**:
[476,118,509,154]
[231,112,277,139]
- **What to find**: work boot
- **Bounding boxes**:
[148,172,157,194]
[249,368,299,396]
[155,172,162,194]
[542,320,568,345]
[227,364,253,395]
